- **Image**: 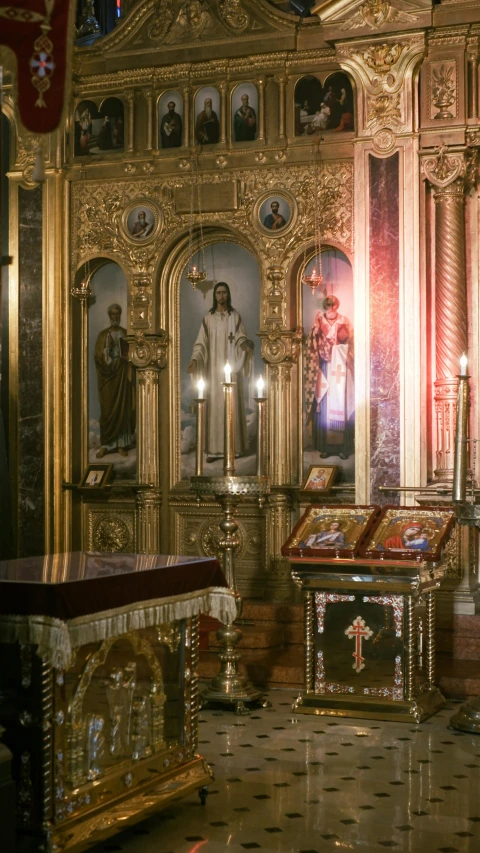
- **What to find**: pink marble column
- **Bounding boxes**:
[433,179,467,481]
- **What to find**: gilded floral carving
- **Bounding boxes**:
[430,60,457,121]
[367,92,401,127]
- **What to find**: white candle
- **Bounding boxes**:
[197,378,205,399]
[460,353,468,375]
[257,376,265,397]
[224,362,232,384]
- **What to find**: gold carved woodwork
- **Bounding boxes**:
[331,0,419,33]
[429,60,457,121]
[337,33,424,136]
[88,510,136,552]
[173,503,266,597]
[259,325,303,365]
[129,332,168,370]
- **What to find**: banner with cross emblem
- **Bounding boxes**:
[0,1,75,133]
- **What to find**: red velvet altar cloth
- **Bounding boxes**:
[0,552,226,620]
[0,1,75,133]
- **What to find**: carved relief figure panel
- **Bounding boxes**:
[74,98,124,156]
[294,73,354,137]
[158,89,184,149]
[303,248,354,483]
[194,86,220,145]
[180,242,262,480]
[88,262,136,479]
[231,82,258,143]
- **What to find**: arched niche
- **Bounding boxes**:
[294,75,323,136]
[74,99,100,156]
[231,82,258,142]
[171,236,262,483]
[322,71,355,133]
[97,96,125,151]
[158,90,183,149]
[194,86,220,145]
[301,247,355,483]
[74,259,136,481]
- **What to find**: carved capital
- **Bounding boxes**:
[128,332,168,370]
[423,145,467,189]
[258,325,303,365]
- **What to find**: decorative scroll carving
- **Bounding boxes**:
[337,34,424,136]
[335,0,417,32]
[422,144,464,188]
[218,0,249,32]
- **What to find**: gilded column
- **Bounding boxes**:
[467,40,479,119]
[274,75,287,142]
[145,91,153,152]
[129,334,168,553]
[259,325,302,600]
[127,91,135,154]
[219,81,227,145]
[255,77,265,142]
[424,148,468,481]
[182,86,190,148]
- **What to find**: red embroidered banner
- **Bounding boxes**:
[0,1,75,133]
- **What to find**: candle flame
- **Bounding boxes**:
[197,378,205,398]
[224,362,232,383]
[257,376,265,397]
[460,353,468,375]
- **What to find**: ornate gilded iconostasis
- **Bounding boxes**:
[1,0,479,609]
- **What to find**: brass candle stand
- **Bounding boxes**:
[191,474,270,715]
[450,366,480,733]
[191,376,270,714]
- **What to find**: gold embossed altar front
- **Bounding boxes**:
[0,552,236,853]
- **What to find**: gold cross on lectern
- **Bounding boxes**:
[345,616,373,673]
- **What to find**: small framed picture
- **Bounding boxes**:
[302,464,337,493]
[360,505,456,562]
[122,199,162,245]
[253,189,296,237]
[80,463,114,489]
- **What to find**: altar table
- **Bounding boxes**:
[0,552,236,853]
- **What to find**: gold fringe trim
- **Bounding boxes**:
[0,586,236,669]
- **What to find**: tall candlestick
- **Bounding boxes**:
[254,392,267,477]
[195,393,206,477]
[223,377,235,476]
[453,362,469,502]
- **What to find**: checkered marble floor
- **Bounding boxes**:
[90,689,480,853]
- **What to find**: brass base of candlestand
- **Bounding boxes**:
[200,622,268,715]
[450,697,480,733]
[191,474,270,715]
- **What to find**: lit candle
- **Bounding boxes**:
[452,368,469,502]
[81,279,88,290]
[223,375,235,476]
[192,264,197,273]
[224,362,232,384]
[460,353,468,376]
[195,385,206,477]
[256,376,265,398]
